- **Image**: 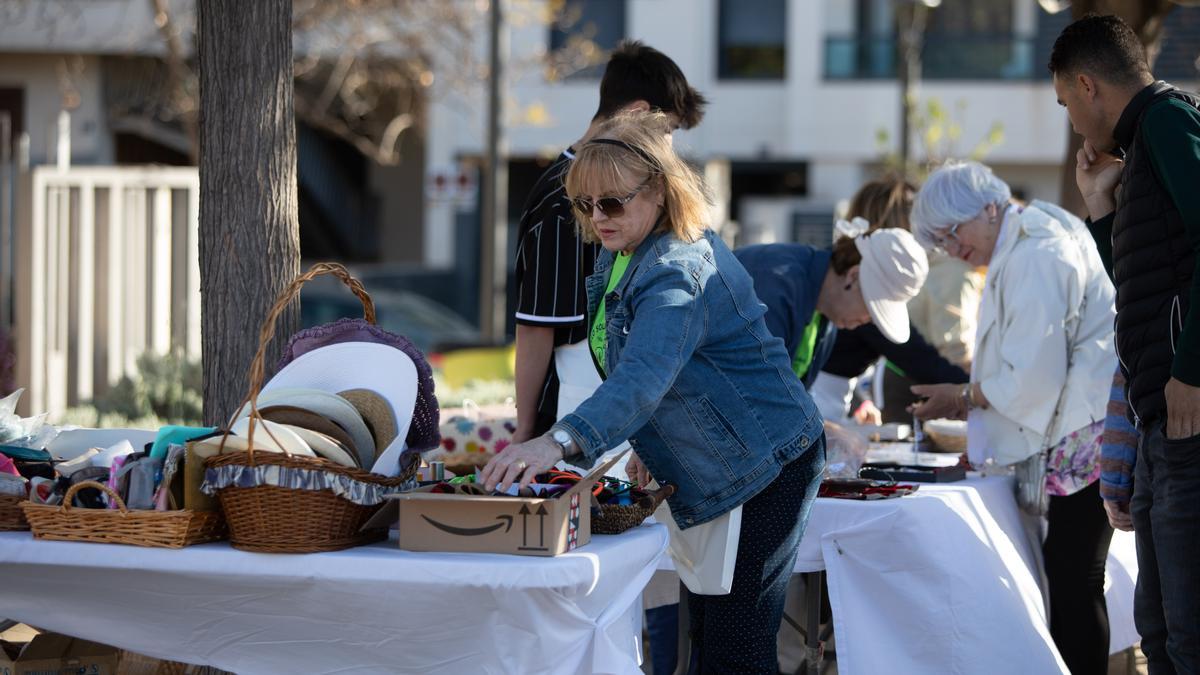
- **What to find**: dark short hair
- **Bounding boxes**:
[1047,13,1150,87]
[595,40,708,129]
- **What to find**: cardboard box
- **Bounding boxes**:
[365,451,627,556]
[0,632,120,675]
[0,640,24,675]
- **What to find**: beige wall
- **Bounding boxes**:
[0,54,112,166]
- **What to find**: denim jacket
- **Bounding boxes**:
[556,229,824,528]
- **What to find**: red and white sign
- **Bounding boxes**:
[426,165,478,208]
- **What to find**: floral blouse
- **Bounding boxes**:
[1045,419,1103,497]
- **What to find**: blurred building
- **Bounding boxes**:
[0,0,1197,353]
[424,0,1200,286]
[0,0,449,415]
[0,0,427,267]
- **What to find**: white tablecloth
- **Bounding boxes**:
[655,475,1139,674]
[0,525,668,675]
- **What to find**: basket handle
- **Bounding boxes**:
[61,480,128,514]
[222,262,376,464]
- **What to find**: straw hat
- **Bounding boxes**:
[259,405,360,464]
[228,418,317,458]
[262,342,419,477]
[282,424,359,468]
[231,388,376,468]
[338,389,398,464]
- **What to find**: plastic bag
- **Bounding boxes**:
[0,388,59,449]
[822,422,869,479]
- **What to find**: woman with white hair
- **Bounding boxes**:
[908,160,1117,674]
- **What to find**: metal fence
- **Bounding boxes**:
[13,164,200,417]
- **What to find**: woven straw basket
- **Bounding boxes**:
[21,481,226,548]
[591,484,674,535]
[0,493,29,531]
[205,263,416,554]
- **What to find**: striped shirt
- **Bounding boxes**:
[513,148,601,433]
[514,148,600,345]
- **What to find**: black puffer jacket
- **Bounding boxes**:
[1112,83,1200,424]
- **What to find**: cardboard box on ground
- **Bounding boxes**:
[0,632,119,675]
[363,450,629,556]
[0,628,231,675]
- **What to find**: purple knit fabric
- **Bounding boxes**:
[277,318,441,462]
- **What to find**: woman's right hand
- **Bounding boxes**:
[909,383,966,420]
[626,452,652,488]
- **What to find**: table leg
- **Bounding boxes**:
[804,571,823,675]
[674,580,690,675]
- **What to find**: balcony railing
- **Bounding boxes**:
[824,35,1039,81]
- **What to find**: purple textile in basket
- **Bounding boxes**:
[277,318,441,459]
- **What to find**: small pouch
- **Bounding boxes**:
[154,444,189,510]
[123,457,164,510]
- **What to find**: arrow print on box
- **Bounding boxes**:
[518,503,550,551]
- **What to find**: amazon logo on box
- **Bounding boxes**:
[365,450,627,556]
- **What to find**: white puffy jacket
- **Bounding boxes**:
[970,200,1116,467]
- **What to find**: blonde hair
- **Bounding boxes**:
[565,111,710,245]
[848,176,917,232]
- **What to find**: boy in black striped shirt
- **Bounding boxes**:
[513,41,708,442]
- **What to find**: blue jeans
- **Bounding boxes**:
[1132,424,1200,674]
[645,604,679,675]
[685,440,825,674]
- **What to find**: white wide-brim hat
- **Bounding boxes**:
[854,228,929,344]
[261,342,419,477]
[228,417,317,458]
[231,388,376,468]
[282,424,359,468]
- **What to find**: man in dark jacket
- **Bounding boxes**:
[1051,14,1200,672]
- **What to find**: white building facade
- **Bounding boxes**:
[424,0,1111,269]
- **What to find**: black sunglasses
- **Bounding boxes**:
[571,180,650,219]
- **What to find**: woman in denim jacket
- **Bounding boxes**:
[481,111,826,672]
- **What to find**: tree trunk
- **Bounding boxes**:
[1058,0,1174,216]
[197,0,300,426]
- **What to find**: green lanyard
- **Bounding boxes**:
[589,253,632,375]
[791,311,823,379]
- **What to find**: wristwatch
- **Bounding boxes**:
[549,427,575,459]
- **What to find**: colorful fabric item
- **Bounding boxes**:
[1099,366,1138,502]
[589,252,632,374]
[1045,419,1104,497]
[427,414,518,473]
[277,317,441,453]
[790,311,823,379]
[149,425,218,461]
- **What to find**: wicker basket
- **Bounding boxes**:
[591,485,674,535]
[20,481,226,548]
[0,493,29,531]
[205,263,416,554]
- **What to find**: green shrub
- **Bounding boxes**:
[87,352,204,426]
